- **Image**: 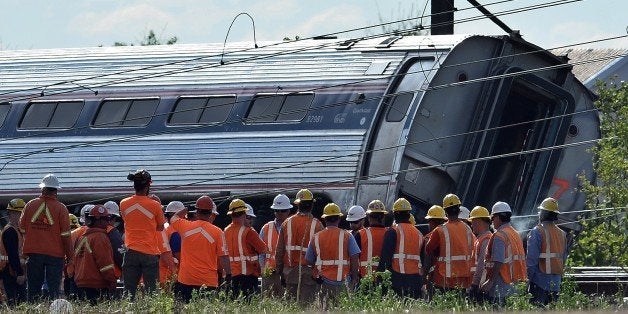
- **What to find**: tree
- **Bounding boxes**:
[114,29,178,46]
[569,80,628,267]
[375,3,426,36]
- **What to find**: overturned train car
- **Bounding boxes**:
[0,34,598,232]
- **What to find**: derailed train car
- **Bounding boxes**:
[0,34,598,232]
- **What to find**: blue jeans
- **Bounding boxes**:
[26,253,64,302]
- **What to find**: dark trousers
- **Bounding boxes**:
[76,287,111,305]
[390,271,423,299]
[122,249,159,299]
[26,253,64,302]
[174,281,216,303]
[63,277,79,300]
[529,281,559,306]
[231,274,259,300]
[1,269,26,306]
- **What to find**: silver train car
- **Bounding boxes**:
[0,34,599,231]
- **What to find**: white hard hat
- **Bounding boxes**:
[270,194,293,210]
[49,298,73,314]
[245,203,256,217]
[165,201,185,213]
[491,201,512,215]
[104,201,120,217]
[39,173,61,189]
[458,206,470,220]
[79,204,95,224]
[346,205,366,222]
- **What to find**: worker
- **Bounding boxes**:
[69,214,80,231]
[480,201,526,305]
[119,169,166,299]
[244,203,256,228]
[1,199,27,305]
[422,204,447,298]
[306,203,360,309]
[73,205,117,304]
[19,174,73,301]
[196,195,218,224]
[345,205,366,237]
[169,195,230,303]
[425,194,475,294]
[104,201,125,237]
[275,188,324,305]
[224,199,267,299]
[66,204,93,300]
[260,194,292,297]
[159,201,185,287]
[103,201,124,281]
[468,206,492,303]
[459,206,472,227]
[79,204,94,226]
[526,197,568,306]
[354,200,387,279]
[378,198,424,299]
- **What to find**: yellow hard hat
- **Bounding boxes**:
[425,205,446,220]
[366,200,387,214]
[409,214,416,225]
[228,198,247,215]
[538,197,560,213]
[443,193,461,209]
[469,206,491,220]
[69,214,80,228]
[393,198,412,212]
[321,203,342,218]
[294,189,314,204]
[6,198,25,212]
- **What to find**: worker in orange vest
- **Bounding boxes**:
[378,198,424,299]
[259,194,292,297]
[526,197,568,306]
[169,195,230,303]
[345,205,366,237]
[195,195,218,224]
[1,199,27,305]
[73,205,117,304]
[120,170,167,299]
[425,194,475,294]
[354,200,387,280]
[103,201,124,282]
[159,201,186,287]
[224,199,267,299]
[480,201,526,305]
[19,174,73,301]
[468,206,492,303]
[275,188,324,305]
[422,204,447,299]
[306,203,360,309]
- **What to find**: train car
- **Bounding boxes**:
[0,34,599,231]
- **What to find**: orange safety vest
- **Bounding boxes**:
[357,226,387,277]
[484,224,526,284]
[283,214,322,267]
[434,221,474,279]
[0,224,24,273]
[537,223,566,275]
[471,231,492,274]
[261,221,280,269]
[225,224,260,276]
[313,227,350,281]
[391,223,423,275]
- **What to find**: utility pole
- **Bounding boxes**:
[431,0,455,35]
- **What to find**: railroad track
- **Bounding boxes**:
[566,266,628,297]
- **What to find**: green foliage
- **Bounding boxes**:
[571,80,628,267]
[114,29,178,46]
[375,3,426,36]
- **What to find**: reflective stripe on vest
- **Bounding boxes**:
[264,221,275,259]
[392,224,422,274]
[285,218,317,266]
[314,230,349,281]
[31,202,54,225]
[436,224,473,277]
[538,223,566,274]
[182,227,215,243]
[75,237,92,255]
[100,264,114,272]
[123,203,154,219]
[359,228,379,269]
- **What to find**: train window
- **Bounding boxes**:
[169,96,235,125]
[247,93,313,123]
[386,61,426,122]
[93,99,159,127]
[20,101,83,129]
[0,103,9,127]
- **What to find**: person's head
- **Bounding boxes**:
[86,205,111,229]
[469,206,491,235]
[79,204,95,225]
[425,204,447,231]
[244,204,256,227]
[490,201,512,229]
[392,198,413,223]
[196,195,218,223]
[538,197,560,222]
[366,200,387,227]
[69,214,80,230]
[39,174,61,196]
[6,198,25,224]
[346,205,366,231]
[270,194,292,224]
[294,189,314,213]
[442,194,461,220]
[321,203,342,227]
[127,169,152,195]
[228,199,248,224]
[165,201,185,221]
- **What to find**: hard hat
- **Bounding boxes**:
[469,206,491,220]
[409,214,416,225]
[538,197,560,213]
[321,203,342,218]
[458,206,470,220]
[294,189,314,204]
[366,200,387,214]
[39,174,61,189]
[393,198,412,212]
[49,299,73,314]
[104,201,120,217]
[79,204,95,223]
[270,194,293,210]
[196,195,218,214]
[245,203,256,217]
[68,214,80,229]
[425,205,446,220]
[7,198,25,212]
[127,169,151,184]
[148,194,161,204]
[166,201,185,213]
[491,201,512,214]
[442,194,461,209]
[346,205,366,222]
[228,199,247,215]
[88,205,110,218]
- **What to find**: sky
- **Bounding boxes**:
[0,0,626,51]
